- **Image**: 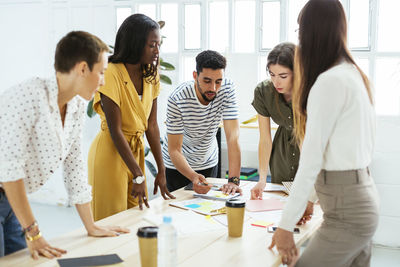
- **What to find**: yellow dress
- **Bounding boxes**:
[88,63,160,221]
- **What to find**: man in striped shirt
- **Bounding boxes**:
[161,50,241,194]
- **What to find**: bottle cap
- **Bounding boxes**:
[163,216,172,223]
[137,226,158,238]
[225,199,246,208]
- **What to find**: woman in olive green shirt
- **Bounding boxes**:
[250,42,300,199]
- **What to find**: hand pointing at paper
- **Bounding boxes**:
[250,181,266,199]
[192,174,212,194]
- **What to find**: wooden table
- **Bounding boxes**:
[0,179,322,267]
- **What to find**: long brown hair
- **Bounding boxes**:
[293,0,373,146]
[267,42,295,120]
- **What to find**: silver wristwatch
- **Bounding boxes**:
[133,175,145,184]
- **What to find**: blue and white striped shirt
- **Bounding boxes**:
[162,78,238,170]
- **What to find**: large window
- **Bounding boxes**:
[261,1,280,50]
[184,4,201,50]
[137,4,156,19]
[113,0,400,116]
[348,0,370,49]
[160,3,178,53]
[234,0,255,52]
[377,0,400,51]
[375,58,400,115]
[287,0,308,43]
[116,7,131,30]
[209,1,229,52]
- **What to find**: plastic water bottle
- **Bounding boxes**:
[158,216,177,267]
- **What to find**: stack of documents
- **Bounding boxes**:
[193,190,240,201]
[169,198,226,216]
[144,211,224,236]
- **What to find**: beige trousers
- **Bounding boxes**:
[296,168,379,267]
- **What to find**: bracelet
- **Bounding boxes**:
[228,176,240,186]
[25,231,42,242]
[23,220,38,234]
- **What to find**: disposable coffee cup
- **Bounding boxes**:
[226,199,246,237]
[137,226,158,267]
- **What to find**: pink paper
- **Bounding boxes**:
[246,199,284,212]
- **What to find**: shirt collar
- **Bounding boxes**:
[46,75,79,114]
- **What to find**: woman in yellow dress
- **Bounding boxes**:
[88,14,174,221]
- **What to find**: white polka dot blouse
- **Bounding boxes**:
[0,76,92,205]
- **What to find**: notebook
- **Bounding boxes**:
[282,181,293,194]
[57,254,123,267]
[246,199,285,212]
[193,190,240,201]
[263,183,287,192]
[169,198,226,216]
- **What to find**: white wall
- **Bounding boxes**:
[0,2,50,92]
[369,116,400,247]
[0,0,117,205]
[1,0,399,248]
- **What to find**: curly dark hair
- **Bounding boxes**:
[195,50,226,73]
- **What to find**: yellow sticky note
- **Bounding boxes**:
[196,206,213,213]
[198,201,213,206]
[204,215,217,224]
[213,192,228,198]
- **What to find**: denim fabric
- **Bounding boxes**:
[0,190,27,257]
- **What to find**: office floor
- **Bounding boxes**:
[30,202,400,266]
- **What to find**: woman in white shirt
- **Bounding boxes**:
[269,1,379,266]
[0,31,129,259]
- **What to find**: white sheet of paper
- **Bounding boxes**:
[237,182,289,201]
[264,183,286,192]
[246,210,283,225]
[144,211,225,236]
[193,190,240,201]
[212,213,251,227]
[238,182,255,199]
[169,198,226,215]
[282,181,293,194]
[262,192,288,201]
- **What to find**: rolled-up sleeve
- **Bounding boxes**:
[251,82,271,117]
[63,107,92,205]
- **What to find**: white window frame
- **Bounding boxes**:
[111,0,400,114]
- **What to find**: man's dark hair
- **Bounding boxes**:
[54,31,109,73]
[195,50,226,73]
